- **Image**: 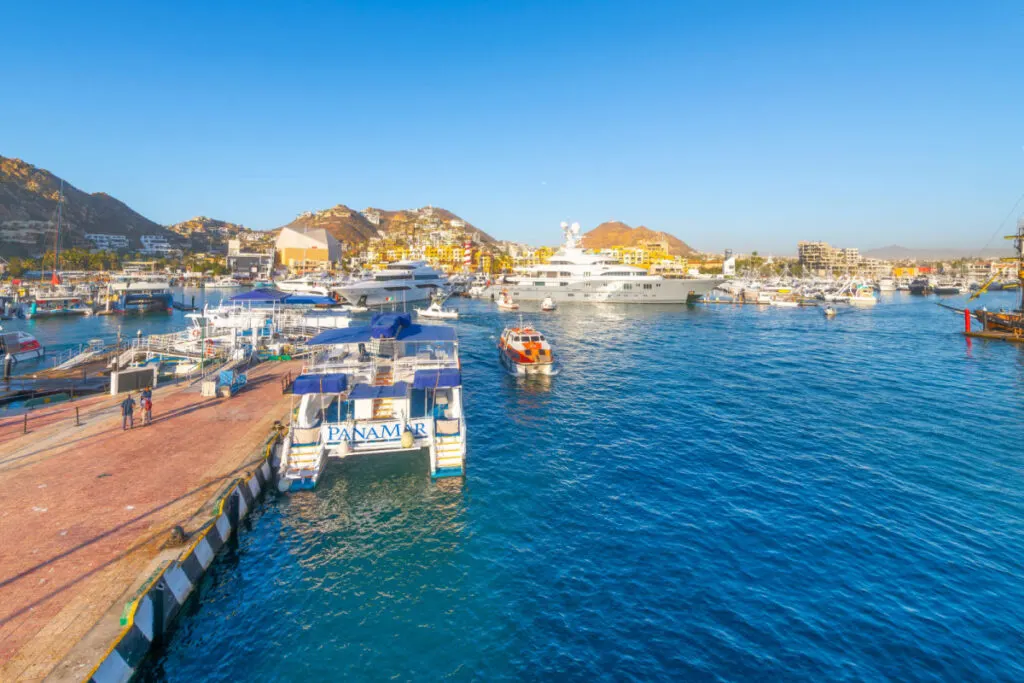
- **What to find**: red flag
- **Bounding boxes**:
[51,272,62,286]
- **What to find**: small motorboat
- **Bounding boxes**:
[769,298,799,308]
[415,300,459,320]
[848,285,878,306]
[498,323,554,376]
[496,290,519,310]
[0,326,44,363]
[823,305,837,318]
[541,296,557,311]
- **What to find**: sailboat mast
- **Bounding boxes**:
[53,180,64,281]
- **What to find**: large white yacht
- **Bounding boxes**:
[504,222,718,304]
[333,261,448,307]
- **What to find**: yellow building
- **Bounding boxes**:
[275,227,341,271]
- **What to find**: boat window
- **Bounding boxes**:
[414,274,438,280]
[546,271,558,278]
[534,282,544,287]
[560,272,571,277]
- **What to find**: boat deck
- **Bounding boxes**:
[0,360,300,682]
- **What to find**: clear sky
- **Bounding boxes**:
[3,0,1023,253]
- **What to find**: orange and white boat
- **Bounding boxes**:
[496,289,519,310]
[498,323,554,376]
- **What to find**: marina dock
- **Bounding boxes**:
[0,360,300,682]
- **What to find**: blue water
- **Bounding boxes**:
[121,292,1024,681]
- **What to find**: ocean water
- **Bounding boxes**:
[118,292,1024,681]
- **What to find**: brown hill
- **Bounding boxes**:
[580,221,697,256]
[0,156,181,257]
[168,216,253,253]
[279,205,493,245]
[279,204,380,245]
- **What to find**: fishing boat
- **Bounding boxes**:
[540,297,557,311]
[0,327,44,363]
[498,322,554,376]
[415,300,459,320]
[848,285,878,306]
[496,290,519,310]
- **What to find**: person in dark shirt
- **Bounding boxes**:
[121,393,136,430]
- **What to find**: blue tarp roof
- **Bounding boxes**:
[370,312,411,338]
[307,323,457,346]
[292,373,347,394]
[229,288,291,302]
[348,381,409,400]
[412,368,462,389]
[284,295,336,306]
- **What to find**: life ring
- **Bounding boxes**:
[190,327,201,340]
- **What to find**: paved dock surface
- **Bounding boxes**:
[0,361,299,682]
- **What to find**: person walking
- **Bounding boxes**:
[142,393,153,425]
[120,392,136,431]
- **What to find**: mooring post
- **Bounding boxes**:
[75,407,80,426]
[964,308,971,334]
[23,413,27,434]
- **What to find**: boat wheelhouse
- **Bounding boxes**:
[279,313,466,489]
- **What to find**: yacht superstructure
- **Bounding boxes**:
[333,261,448,308]
[504,222,717,304]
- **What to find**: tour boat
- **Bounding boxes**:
[541,297,557,311]
[496,290,519,310]
[24,293,92,319]
[498,323,554,376]
[0,327,44,363]
[415,300,459,320]
[848,285,878,306]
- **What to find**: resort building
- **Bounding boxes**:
[85,233,130,251]
[275,226,342,270]
[140,234,179,256]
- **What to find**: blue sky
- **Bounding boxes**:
[3,0,1023,253]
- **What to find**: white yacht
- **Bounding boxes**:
[504,222,718,304]
[333,261,448,307]
[275,274,333,297]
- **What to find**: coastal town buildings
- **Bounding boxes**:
[798,240,892,277]
[85,233,130,251]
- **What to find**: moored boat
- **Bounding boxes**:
[498,323,554,376]
[496,290,519,310]
[415,300,459,320]
[848,285,878,306]
[540,296,557,311]
[0,327,44,363]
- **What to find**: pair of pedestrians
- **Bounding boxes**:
[120,387,154,430]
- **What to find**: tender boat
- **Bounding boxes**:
[541,297,557,311]
[498,323,554,376]
[0,327,44,363]
[848,285,878,306]
[415,300,459,320]
[496,290,519,310]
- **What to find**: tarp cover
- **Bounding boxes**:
[229,288,291,302]
[412,368,462,389]
[284,295,336,306]
[348,381,409,400]
[292,373,348,395]
[370,312,412,338]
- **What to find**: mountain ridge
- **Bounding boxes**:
[581,221,697,256]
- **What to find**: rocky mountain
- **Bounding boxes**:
[0,156,181,257]
[280,204,493,246]
[580,221,697,256]
[167,216,253,253]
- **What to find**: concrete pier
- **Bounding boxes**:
[0,360,301,682]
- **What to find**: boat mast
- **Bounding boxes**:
[53,180,64,284]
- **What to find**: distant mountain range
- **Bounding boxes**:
[581,221,697,256]
[0,156,490,258]
[0,156,181,257]
[861,244,1014,260]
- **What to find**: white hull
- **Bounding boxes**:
[501,277,717,303]
[848,297,877,306]
[334,285,438,307]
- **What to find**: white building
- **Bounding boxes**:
[140,235,177,255]
[275,226,342,270]
[85,233,130,251]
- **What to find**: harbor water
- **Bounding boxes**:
[50,293,1024,679]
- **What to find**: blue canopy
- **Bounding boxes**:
[348,381,409,400]
[370,312,411,338]
[308,323,456,346]
[292,373,347,395]
[229,288,290,302]
[412,368,462,389]
[284,295,336,306]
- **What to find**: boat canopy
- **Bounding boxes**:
[283,295,336,306]
[348,381,410,400]
[370,312,412,338]
[229,288,291,302]
[412,368,462,389]
[292,373,348,395]
[307,323,457,346]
